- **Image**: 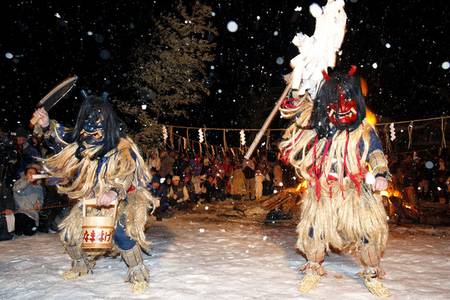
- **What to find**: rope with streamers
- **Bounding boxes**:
[408,121,413,149]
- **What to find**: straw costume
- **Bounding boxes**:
[278,1,391,297]
[33,95,157,293]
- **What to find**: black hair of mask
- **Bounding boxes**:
[310,71,366,139]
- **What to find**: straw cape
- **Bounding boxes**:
[279,91,391,298]
[41,120,157,252]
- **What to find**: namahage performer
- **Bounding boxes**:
[32,94,158,293]
[279,67,391,297]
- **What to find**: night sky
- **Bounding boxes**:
[1,0,449,131]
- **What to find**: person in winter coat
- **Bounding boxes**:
[167,176,190,208]
[13,165,44,236]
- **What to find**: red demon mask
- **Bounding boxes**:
[327,87,358,125]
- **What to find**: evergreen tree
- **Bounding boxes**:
[134,1,217,120]
[117,1,217,151]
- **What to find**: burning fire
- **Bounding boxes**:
[380,187,402,199]
[360,78,377,125]
[366,108,377,126]
[295,180,308,193]
[283,180,308,194]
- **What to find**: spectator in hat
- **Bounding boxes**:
[13,127,40,179]
[148,174,168,221]
[167,175,190,209]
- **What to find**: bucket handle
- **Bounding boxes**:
[82,198,118,219]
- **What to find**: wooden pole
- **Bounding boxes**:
[244,81,292,159]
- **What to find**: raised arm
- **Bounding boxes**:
[32,108,72,154]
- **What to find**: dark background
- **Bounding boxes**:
[0,0,449,131]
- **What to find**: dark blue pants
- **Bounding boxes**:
[113,217,136,250]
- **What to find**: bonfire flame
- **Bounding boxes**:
[366,108,377,126]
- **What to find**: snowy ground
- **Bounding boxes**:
[1,215,449,300]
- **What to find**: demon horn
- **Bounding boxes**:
[348,65,357,76]
[321,70,330,81]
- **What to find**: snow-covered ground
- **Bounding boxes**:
[1,215,449,300]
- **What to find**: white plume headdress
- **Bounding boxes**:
[289,0,347,98]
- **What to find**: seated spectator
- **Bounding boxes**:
[149,174,162,197]
[148,174,169,221]
[214,171,226,201]
[200,157,212,176]
[13,165,44,236]
[167,176,190,209]
[191,174,207,201]
[202,175,216,202]
[183,174,196,202]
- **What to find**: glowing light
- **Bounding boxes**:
[295,180,308,193]
[366,108,377,125]
[360,77,368,96]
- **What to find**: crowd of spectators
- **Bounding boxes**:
[0,128,68,241]
[388,151,450,205]
[146,149,289,220]
[0,127,290,239]
[1,126,449,240]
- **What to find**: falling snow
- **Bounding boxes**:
[226,21,238,32]
[0,0,449,134]
[0,217,449,300]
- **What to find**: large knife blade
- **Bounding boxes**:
[30,75,78,126]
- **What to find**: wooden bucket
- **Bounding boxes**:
[81,198,118,251]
